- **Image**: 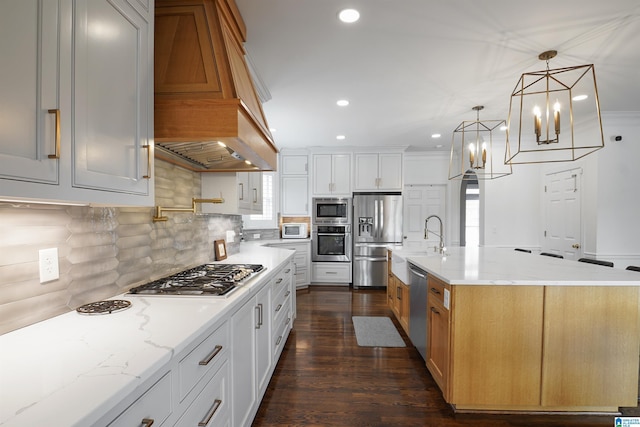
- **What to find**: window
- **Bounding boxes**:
[243,172,278,229]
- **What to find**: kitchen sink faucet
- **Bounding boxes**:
[424,215,445,254]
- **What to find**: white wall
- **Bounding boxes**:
[595,112,640,267]
[481,164,542,249]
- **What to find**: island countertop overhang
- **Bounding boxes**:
[405,247,640,286]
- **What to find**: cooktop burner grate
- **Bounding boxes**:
[127,263,265,296]
[76,299,132,315]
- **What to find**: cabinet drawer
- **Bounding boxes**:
[176,361,229,427]
[428,276,449,306]
[108,372,172,427]
[273,284,292,325]
[312,262,351,283]
[273,309,292,356]
[179,321,229,401]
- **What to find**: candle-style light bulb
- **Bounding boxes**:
[469,143,475,167]
[553,101,561,136]
[481,142,487,167]
[533,106,542,138]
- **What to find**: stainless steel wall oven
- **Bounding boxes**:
[312,225,352,262]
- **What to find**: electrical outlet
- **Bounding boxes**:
[39,248,59,283]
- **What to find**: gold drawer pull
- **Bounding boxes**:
[285,291,290,297]
[430,287,441,295]
[198,399,222,426]
[276,335,282,346]
[275,303,282,313]
[276,278,283,284]
[199,345,223,366]
[142,144,151,179]
[141,418,154,427]
[284,268,291,273]
[430,307,441,315]
[47,109,60,159]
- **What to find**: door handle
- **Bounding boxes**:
[572,243,581,249]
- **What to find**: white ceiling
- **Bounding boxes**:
[234,0,640,153]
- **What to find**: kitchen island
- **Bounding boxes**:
[0,244,296,427]
[406,247,640,414]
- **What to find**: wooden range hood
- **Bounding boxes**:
[154,0,277,172]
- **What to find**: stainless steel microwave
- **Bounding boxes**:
[312,197,351,225]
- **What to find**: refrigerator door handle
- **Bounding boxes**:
[378,198,384,239]
[373,199,379,238]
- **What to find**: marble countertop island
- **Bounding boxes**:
[404,247,640,286]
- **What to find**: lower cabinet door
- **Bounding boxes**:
[108,372,172,427]
[176,361,229,427]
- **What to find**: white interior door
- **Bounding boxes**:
[403,185,446,250]
[544,169,582,259]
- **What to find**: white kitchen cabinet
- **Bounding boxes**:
[268,241,311,288]
[280,153,309,215]
[230,281,271,427]
[281,176,309,215]
[230,259,295,427]
[354,152,403,191]
[0,0,154,206]
[311,261,352,284]
[281,154,308,175]
[202,172,263,215]
[175,361,229,427]
[312,153,351,196]
[107,372,172,427]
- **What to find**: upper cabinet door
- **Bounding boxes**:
[0,0,61,185]
[354,153,402,191]
[72,0,152,196]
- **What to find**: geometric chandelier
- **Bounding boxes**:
[449,105,512,180]
[505,50,605,164]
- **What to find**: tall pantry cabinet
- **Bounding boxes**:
[0,0,154,206]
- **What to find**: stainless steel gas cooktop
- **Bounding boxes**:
[127,264,265,297]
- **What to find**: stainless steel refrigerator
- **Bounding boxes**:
[352,192,403,289]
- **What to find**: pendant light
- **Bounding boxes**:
[505,50,604,164]
[448,106,512,180]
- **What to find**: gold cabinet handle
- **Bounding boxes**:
[141,419,154,427]
[430,307,440,315]
[276,335,282,346]
[253,188,258,203]
[142,144,151,179]
[275,303,282,313]
[430,287,441,295]
[276,278,283,284]
[198,345,222,366]
[47,109,60,159]
[239,183,244,200]
[572,243,581,249]
[198,399,222,426]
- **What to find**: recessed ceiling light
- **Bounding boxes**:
[338,9,360,23]
[572,94,588,101]
[336,135,346,140]
[431,133,441,138]
[337,99,349,107]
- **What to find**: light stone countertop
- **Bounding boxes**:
[403,246,640,286]
[0,244,294,427]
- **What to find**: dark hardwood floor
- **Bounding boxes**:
[253,286,638,427]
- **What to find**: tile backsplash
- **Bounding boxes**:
[0,160,241,334]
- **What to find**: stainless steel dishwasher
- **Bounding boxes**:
[408,262,428,361]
